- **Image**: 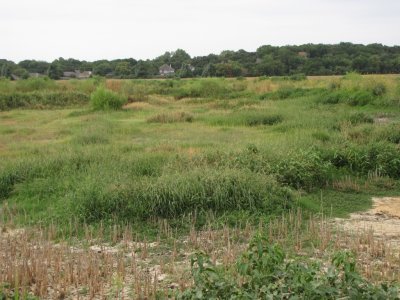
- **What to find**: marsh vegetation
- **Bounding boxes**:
[0,74,400,298]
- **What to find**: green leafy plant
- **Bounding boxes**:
[178,237,399,299]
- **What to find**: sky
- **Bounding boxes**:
[1,0,400,62]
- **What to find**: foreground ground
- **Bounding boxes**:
[0,74,400,298]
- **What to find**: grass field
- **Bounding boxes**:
[1,74,400,298]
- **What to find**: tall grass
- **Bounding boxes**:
[90,86,127,110]
[0,91,89,110]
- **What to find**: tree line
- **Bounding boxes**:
[1,43,400,79]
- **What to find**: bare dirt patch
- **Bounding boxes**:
[335,197,400,244]
[374,117,391,124]
[123,101,152,110]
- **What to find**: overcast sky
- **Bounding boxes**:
[1,0,400,62]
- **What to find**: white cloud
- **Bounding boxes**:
[1,0,399,62]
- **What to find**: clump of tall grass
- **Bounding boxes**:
[15,77,57,92]
[346,112,374,125]
[147,111,194,123]
[260,86,325,100]
[0,91,89,110]
[272,150,332,190]
[64,77,103,94]
[322,142,400,179]
[318,89,376,106]
[90,86,127,110]
[246,114,283,126]
[173,79,229,99]
[73,133,109,145]
[121,80,151,102]
[0,78,14,93]
[73,168,293,222]
[207,111,283,127]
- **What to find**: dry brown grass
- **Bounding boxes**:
[1,208,400,299]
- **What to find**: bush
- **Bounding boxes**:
[90,87,127,110]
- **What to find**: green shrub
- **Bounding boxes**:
[178,237,399,299]
[90,87,127,110]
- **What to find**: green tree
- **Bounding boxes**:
[93,62,113,76]
[114,62,132,77]
[47,61,63,79]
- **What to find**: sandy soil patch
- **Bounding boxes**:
[123,101,152,110]
[335,197,400,243]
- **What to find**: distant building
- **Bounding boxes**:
[29,73,43,78]
[10,74,21,81]
[76,71,92,79]
[61,70,92,80]
[298,51,308,58]
[159,64,175,76]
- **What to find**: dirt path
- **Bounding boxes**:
[335,196,400,244]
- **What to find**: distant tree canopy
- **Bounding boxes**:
[1,43,400,80]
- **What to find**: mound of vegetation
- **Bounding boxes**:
[73,168,293,222]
